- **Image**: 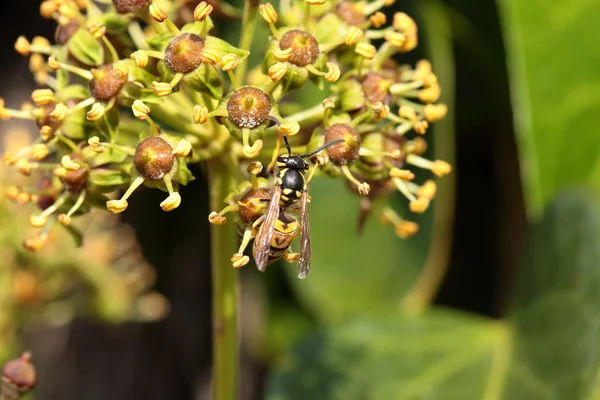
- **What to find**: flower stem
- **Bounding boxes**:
[207,159,239,400]
[236,0,259,83]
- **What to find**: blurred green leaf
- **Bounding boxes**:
[284,177,432,324]
[268,190,600,399]
[67,28,104,67]
[497,0,600,215]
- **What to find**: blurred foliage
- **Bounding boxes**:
[497,0,600,216]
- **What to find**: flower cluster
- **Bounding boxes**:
[0,0,449,273]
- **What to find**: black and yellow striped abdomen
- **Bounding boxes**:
[253,212,299,265]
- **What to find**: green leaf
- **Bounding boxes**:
[268,190,600,400]
[284,177,432,324]
[504,190,600,399]
[55,84,90,102]
[204,36,250,64]
[67,28,105,66]
[496,0,600,215]
[89,168,131,193]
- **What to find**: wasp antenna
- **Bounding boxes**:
[283,135,292,155]
[300,138,345,158]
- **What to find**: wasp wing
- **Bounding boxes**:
[297,190,312,279]
[254,184,281,272]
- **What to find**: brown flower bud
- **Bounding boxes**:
[226,87,271,129]
[55,19,79,45]
[278,30,320,67]
[134,137,175,180]
[335,1,366,25]
[89,64,128,102]
[238,188,271,224]
[61,167,89,193]
[325,124,361,165]
[362,73,391,105]
[112,0,151,14]
[164,33,206,74]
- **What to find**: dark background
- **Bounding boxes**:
[1,0,526,398]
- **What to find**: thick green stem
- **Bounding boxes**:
[236,0,259,83]
[207,159,239,400]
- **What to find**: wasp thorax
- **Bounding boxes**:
[112,0,152,14]
[164,33,205,74]
[61,167,89,193]
[238,188,271,224]
[325,124,361,165]
[134,137,175,180]
[55,19,79,45]
[362,73,391,105]
[227,87,271,129]
[279,30,320,67]
[89,65,128,102]
[336,1,366,25]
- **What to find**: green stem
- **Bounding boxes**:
[237,0,259,84]
[207,159,239,400]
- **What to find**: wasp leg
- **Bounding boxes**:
[283,247,300,263]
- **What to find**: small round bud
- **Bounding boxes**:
[160,192,182,212]
[134,137,175,180]
[89,64,128,101]
[29,214,48,228]
[279,29,320,67]
[227,87,271,129]
[336,1,366,25]
[259,3,278,24]
[2,352,37,392]
[165,33,206,74]
[231,253,250,268]
[40,1,58,18]
[106,199,128,213]
[324,124,361,165]
[238,188,271,224]
[112,0,151,14]
[194,1,213,21]
[193,105,209,124]
[14,36,31,55]
[208,211,226,225]
[61,167,89,192]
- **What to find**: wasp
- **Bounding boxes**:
[253,136,344,279]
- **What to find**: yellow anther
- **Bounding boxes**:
[160,192,182,212]
[395,220,419,239]
[194,1,213,21]
[29,214,48,228]
[279,120,300,136]
[89,23,106,39]
[423,103,448,122]
[31,89,54,106]
[273,47,292,62]
[23,235,47,253]
[53,167,67,177]
[242,139,263,159]
[414,60,432,81]
[152,81,173,97]
[47,55,61,70]
[259,3,278,24]
[14,36,31,55]
[29,53,45,73]
[16,192,32,204]
[355,43,376,59]
[247,161,263,176]
[16,159,32,176]
[31,144,49,160]
[149,3,168,22]
[268,62,287,82]
[132,99,151,119]
[384,30,406,48]
[409,198,430,213]
[32,36,50,47]
[304,0,325,5]
[86,102,105,121]
[192,104,208,124]
[88,136,105,153]
[417,180,437,200]
[414,120,429,135]
[113,61,129,78]
[61,155,81,171]
[219,53,239,71]
[58,3,76,18]
[419,85,441,103]
[208,211,227,225]
[393,12,416,32]
[6,186,20,201]
[106,199,129,214]
[0,99,9,120]
[171,139,192,157]
[431,160,452,177]
[370,12,386,28]
[345,26,363,46]
[231,253,250,268]
[130,50,149,68]
[371,101,389,119]
[324,62,340,82]
[389,168,414,180]
[199,47,220,64]
[57,214,72,226]
[322,98,335,109]
[40,125,53,141]
[410,137,428,155]
[399,105,418,122]
[358,182,371,195]
[40,1,57,18]
[50,103,68,121]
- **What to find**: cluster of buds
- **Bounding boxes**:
[1,0,450,271]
